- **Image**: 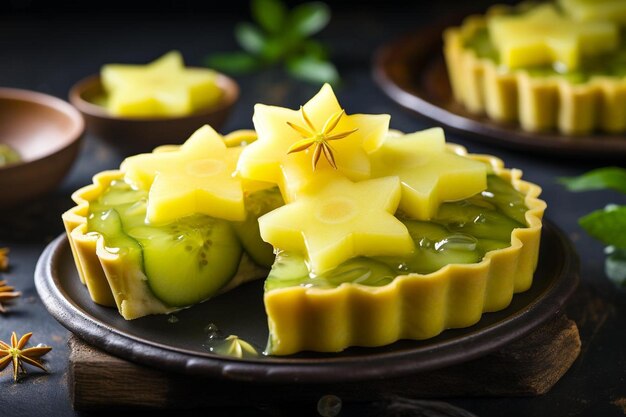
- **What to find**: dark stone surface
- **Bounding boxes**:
[0,4,625,417]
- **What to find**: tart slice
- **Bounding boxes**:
[444,1,626,134]
[62,126,281,319]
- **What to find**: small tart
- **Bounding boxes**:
[263,144,545,355]
[444,4,626,134]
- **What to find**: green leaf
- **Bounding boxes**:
[205,52,260,74]
[558,167,626,194]
[288,2,331,37]
[235,23,266,54]
[251,0,287,34]
[260,37,289,62]
[605,247,626,287]
[301,39,329,60]
[286,55,339,84]
[579,205,626,248]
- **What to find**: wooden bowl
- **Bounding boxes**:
[0,88,84,209]
[69,73,239,154]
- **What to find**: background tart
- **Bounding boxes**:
[444,3,626,134]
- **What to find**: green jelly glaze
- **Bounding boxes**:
[464,27,626,83]
[265,175,529,291]
[86,179,280,305]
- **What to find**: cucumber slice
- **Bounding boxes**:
[265,252,310,291]
[482,175,528,225]
[436,201,523,242]
[265,251,396,291]
[233,187,284,268]
[476,238,510,254]
[393,220,481,274]
[319,257,396,288]
[89,180,149,231]
[87,209,142,263]
[128,215,242,307]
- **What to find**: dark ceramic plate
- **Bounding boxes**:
[35,220,578,383]
[373,23,626,158]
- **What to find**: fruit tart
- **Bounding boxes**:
[444,0,626,134]
[63,84,545,355]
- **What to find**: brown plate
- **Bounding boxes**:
[35,220,578,383]
[373,23,626,158]
[69,73,239,155]
[0,88,84,208]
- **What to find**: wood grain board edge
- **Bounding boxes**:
[69,314,581,410]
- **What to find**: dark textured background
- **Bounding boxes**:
[0,1,625,416]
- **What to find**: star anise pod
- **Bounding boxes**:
[0,280,20,314]
[286,107,358,171]
[0,247,9,271]
[0,332,52,382]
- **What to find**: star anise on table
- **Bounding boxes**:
[0,247,9,271]
[0,280,20,314]
[0,332,52,382]
[286,107,358,171]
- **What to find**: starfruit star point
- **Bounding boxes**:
[102,51,222,117]
[122,125,246,223]
[489,4,618,70]
[237,83,389,202]
[259,175,414,273]
[370,128,487,220]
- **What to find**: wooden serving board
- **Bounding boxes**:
[69,314,581,411]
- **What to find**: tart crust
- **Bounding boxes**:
[264,144,545,355]
[443,6,626,134]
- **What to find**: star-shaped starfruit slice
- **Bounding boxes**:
[236,83,390,202]
[370,128,487,221]
[559,0,626,25]
[101,50,222,117]
[258,174,413,274]
[488,4,618,70]
[121,125,245,224]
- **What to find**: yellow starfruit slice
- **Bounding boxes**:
[559,0,626,25]
[121,125,246,223]
[258,174,414,273]
[370,128,487,220]
[101,50,222,117]
[488,4,618,70]
[236,83,390,202]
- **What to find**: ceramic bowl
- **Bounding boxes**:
[0,88,84,209]
[69,73,239,154]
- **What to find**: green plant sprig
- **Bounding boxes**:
[206,0,339,84]
[560,167,626,287]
